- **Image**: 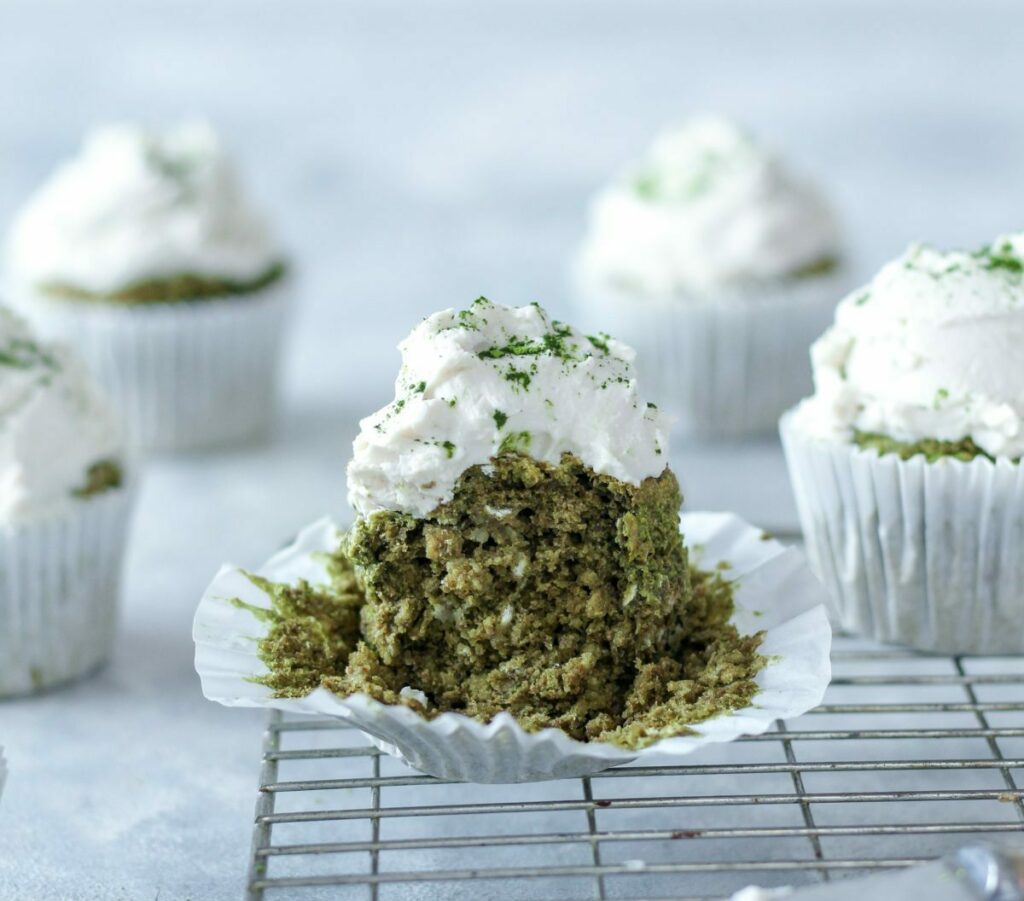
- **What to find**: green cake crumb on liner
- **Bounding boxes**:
[233,453,765,751]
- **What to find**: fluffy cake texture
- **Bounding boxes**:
[575,117,838,296]
[0,307,123,519]
[6,121,283,302]
[793,236,1024,460]
[250,300,764,748]
[254,455,762,747]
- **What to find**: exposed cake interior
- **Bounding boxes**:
[249,453,764,749]
[241,299,765,749]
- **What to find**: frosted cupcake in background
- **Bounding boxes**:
[573,116,845,437]
[0,306,134,696]
[781,237,1024,653]
[4,121,290,451]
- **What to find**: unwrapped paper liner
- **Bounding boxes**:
[574,269,846,438]
[0,483,135,697]
[10,281,290,452]
[781,410,1024,653]
[193,512,832,783]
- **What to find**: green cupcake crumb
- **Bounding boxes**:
[40,261,286,305]
[71,459,124,498]
[242,453,764,750]
[853,430,1015,464]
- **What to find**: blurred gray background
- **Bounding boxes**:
[2,1,1023,898]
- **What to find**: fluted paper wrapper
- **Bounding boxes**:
[194,512,832,783]
[0,486,135,697]
[781,412,1024,653]
[13,282,290,452]
[575,271,845,438]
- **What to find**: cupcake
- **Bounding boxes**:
[4,121,290,451]
[781,237,1024,653]
[0,306,134,696]
[195,299,832,781]
[573,117,844,438]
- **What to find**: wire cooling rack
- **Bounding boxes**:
[246,632,1024,900]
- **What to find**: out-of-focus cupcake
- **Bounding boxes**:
[573,117,845,438]
[4,121,290,451]
[782,237,1024,653]
[0,306,134,696]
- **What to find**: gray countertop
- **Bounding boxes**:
[1,1,1023,897]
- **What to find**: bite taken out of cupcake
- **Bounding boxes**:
[782,236,1024,652]
[0,305,134,696]
[573,116,847,438]
[4,121,291,451]
[195,299,832,782]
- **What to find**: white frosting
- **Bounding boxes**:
[0,306,123,520]
[727,888,792,901]
[793,237,1024,458]
[576,117,838,296]
[347,299,671,518]
[6,121,279,294]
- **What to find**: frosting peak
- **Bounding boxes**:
[347,299,671,517]
[0,306,123,519]
[6,121,279,294]
[793,236,1024,458]
[576,117,838,296]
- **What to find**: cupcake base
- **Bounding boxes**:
[12,281,291,452]
[781,411,1024,654]
[0,486,135,697]
[194,513,832,783]
[574,271,845,439]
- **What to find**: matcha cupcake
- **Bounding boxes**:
[337,299,765,749]
[573,117,845,438]
[195,299,832,781]
[781,237,1024,653]
[4,121,290,451]
[0,306,134,696]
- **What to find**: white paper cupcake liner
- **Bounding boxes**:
[574,271,846,439]
[0,484,135,697]
[781,411,1024,653]
[193,512,832,783]
[11,282,291,452]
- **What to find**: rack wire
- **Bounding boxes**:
[245,549,1024,899]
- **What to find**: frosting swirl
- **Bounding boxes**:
[793,236,1024,459]
[0,306,123,519]
[6,121,279,294]
[576,117,838,296]
[347,299,670,517]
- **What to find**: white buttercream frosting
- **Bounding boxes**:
[347,299,671,518]
[0,305,123,520]
[575,117,839,297]
[6,121,279,294]
[727,888,792,900]
[793,236,1024,458]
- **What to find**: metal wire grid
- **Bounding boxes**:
[245,641,1024,900]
